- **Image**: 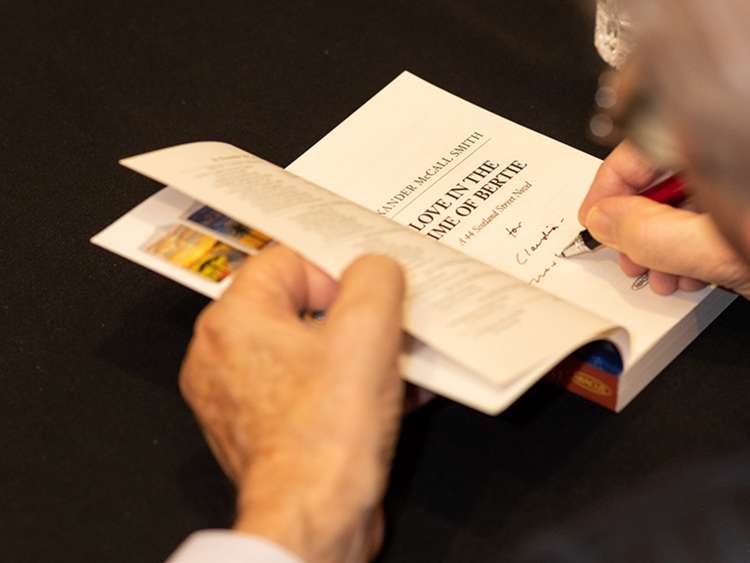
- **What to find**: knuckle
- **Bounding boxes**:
[193,304,226,345]
[178,350,202,403]
[177,365,194,400]
[622,141,662,181]
[713,251,749,288]
[630,161,661,188]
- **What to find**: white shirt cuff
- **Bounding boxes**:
[166,530,304,563]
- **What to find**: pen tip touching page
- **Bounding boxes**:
[560,230,601,258]
[559,235,587,258]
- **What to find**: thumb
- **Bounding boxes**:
[325,255,405,369]
[585,196,749,288]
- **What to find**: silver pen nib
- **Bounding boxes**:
[559,230,601,258]
[559,234,589,258]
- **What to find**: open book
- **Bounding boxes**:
[93,72,734,414]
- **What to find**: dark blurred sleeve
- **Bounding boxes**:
[516,456,750,563]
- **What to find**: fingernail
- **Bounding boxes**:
[586,207,615,245]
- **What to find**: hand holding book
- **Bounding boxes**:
[180,245,403,562]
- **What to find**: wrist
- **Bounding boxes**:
[233,452,377,562]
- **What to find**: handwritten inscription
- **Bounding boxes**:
[505,222,523,238]
[530,260,559,285]
[515,218,565,265]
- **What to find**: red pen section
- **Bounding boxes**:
[640,176,687,206]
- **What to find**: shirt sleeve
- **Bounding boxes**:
[166,530,305,563]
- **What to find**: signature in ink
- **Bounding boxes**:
[530,260,559,285]
[516,218,565,265]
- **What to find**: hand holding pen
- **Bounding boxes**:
[561,141,750,297]
[561,175,687,258]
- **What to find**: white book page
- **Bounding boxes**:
[119,142,624,390]
[288,71,714,370]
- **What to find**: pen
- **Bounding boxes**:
[559,175,687,258]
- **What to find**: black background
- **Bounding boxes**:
[3,1,750,561]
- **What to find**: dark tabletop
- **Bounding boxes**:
[3,1,750,561]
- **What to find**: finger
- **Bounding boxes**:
[325,255,405,368]
[678,277,708,292]
[585,196,747,287]
[578,140,664,224]
[223,245,338,319]
[619,253,648,277]
[300,259,340,312]
[648,271,679,295]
